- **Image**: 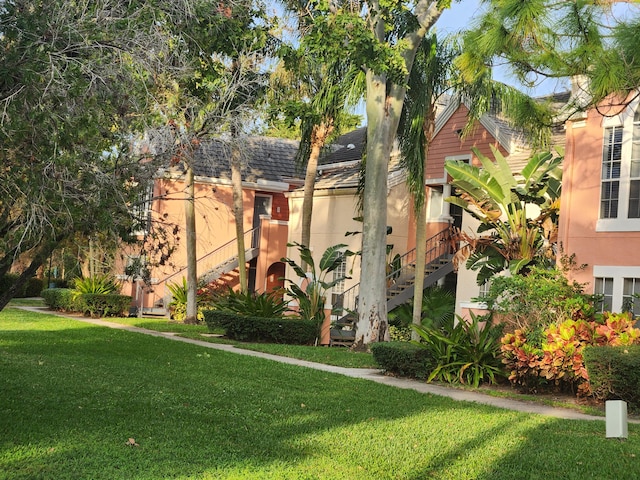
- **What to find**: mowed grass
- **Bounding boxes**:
[1,308,639,480]
[103,314,377,368]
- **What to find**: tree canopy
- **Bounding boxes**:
[458,0,640,109]
[0,0,276,310]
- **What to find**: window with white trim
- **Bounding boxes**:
[629,110,640,217]
[594,277,613,313]
[600,126,622,219]
[131,185,153,235]
[478,279,492,299]
[598,104,640,228]
[330,257,348,317]
[623,277,640,316]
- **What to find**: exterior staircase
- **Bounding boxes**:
[141,226,260,317]
[330,225,456,345]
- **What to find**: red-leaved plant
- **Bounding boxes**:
[501,312,640,396]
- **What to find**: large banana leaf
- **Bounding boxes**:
[319,243,350,273]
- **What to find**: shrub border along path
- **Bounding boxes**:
[16,305,638,423]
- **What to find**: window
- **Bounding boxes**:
[600,127,622,219]
[629,110,640,218]
[331,257,347,308]
[623,277,640,316]
[594,277,613,313]
[131,185,153,235]
[598,104,640,229]
[478,279,492,299]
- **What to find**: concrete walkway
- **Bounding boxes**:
[17,306,639,424]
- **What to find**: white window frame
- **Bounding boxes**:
[593,266,640,312]
[131,184,154,236]
[426,154,472,224]
[597,96,640,231]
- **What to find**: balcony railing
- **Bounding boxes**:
[332,224,455,323]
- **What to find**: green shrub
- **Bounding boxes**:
[484,267,594,331]
[413,313,505,387]
[389,325,412,342]
[25,277,44,297]
[41,288,76,311]
[167,278,208,323]
[584,345,640,409]
[370,342,434,379]
[0,273,27,297]
[76,294,132,318]
[202,310,318,345]
[213,288,289,318]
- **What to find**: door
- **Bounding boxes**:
[252,195,272,248]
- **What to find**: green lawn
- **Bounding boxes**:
[1,308,639,479]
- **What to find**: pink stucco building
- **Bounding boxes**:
[559,92,640,314]
[119,136,303,315]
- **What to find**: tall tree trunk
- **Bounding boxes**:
[353,72,395,350]
[353,0,443,349]
[301,123,332,270]
[185,164,198,324]
[231,141,248,293]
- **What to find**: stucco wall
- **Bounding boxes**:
[559,95,640,310]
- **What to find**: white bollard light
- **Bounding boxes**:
[606,400,628,439]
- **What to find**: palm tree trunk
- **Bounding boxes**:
[412,111,435,339]
[185,163,198,324]
[231,142,248,293]
[301,123,332,270]
[411,198,428,340]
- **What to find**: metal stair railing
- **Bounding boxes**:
[153,226,260,307]
[332,225,456,324]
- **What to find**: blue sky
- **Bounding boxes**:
[436,0,569,96]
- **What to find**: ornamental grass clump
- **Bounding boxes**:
[501,312,640,396]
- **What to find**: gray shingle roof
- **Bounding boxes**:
[319,127,367,166]
[193,137,302,184]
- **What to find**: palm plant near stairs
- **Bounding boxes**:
[445,146,562,285]
[282,243,354,327]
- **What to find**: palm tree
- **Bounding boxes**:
[270,54,361,265]
[397,33,456,338]
[399,28,566,330]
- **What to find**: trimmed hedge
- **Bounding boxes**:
[41,288,131,318]
[24,277,44,297]
[0,274,44,298]
[370,341,435,379]
[41,288,76,311]
[76,294,132,318]
[203,310,318,345]
[0,273,26,297]
[584,345,640,409]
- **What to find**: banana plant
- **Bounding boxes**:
[281,243,354,326]
[445,145,562,284]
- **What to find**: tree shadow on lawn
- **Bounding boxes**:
[1,318,638,479]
